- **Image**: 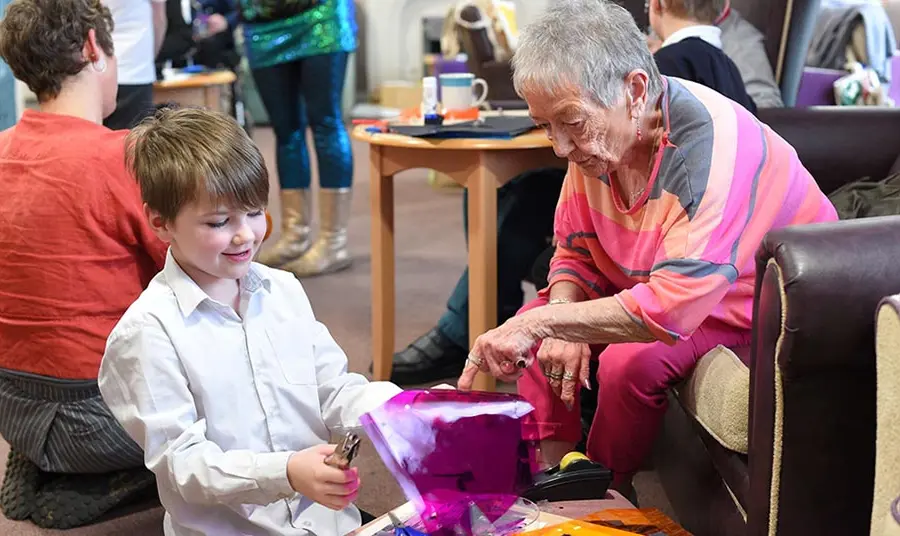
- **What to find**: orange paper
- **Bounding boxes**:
[516,520,635,536]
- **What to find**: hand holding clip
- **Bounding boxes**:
[324,432,361,470]
[287,444,360,511]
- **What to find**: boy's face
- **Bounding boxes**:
[148,196,268,291]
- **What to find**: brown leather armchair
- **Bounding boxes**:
[455,5,522,107]
[655,106,900,536]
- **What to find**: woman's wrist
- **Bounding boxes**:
[547,281,586,304]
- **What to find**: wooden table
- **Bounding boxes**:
[352,124,564,391]
[152,70,236,112]
[348,491,636,535]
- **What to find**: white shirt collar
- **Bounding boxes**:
[661,25,723,49]
[161,249,271,317]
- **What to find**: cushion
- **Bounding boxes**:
[675,345,750,455]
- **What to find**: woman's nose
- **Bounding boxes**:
[551,128,574,157]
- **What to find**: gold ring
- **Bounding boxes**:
[467,353,484,367]
[563,371,575,381]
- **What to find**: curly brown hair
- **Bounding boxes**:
[0,0,114,102]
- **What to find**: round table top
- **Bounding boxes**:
[154,70,237,89]
[350,124,553,150]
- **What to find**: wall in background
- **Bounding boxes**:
[354,0,550,93]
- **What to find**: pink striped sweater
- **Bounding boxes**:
[546,77,838,343]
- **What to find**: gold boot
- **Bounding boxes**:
[285,188,352,277]
[256,189,312,267]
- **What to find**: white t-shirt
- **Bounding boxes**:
[103,0,166,85]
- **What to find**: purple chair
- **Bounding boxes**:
[796,56,900,107]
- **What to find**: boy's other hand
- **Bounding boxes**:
[287,445,360,510]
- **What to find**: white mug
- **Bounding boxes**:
[439,73,489,112]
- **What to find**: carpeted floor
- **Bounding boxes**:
[0,127,675,535]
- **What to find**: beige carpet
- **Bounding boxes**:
[0,128,674,535]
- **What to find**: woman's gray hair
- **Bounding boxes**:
[512,0,662,108]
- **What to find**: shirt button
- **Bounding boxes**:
[302,520,312,528]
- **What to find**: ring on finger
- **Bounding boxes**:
[467,353,484,367]
[563,371,575,381]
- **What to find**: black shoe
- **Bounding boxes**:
[389,327,468,385]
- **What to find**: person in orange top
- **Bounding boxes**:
[0,0,166,475]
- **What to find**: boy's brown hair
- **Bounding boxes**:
[660,0,725,24]
[0,0,114,101]
[125,107,269,222]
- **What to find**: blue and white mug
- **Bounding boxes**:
[439,73,489,112]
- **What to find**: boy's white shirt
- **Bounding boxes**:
[660,24,723,49]
[98,249,401,536]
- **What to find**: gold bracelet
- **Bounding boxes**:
[548,298,572,306]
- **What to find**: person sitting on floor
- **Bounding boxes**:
[455,0,837,501]
[0,0,167,527]
[389,0,758,387]
[99,107,401,536]
[648,0,757,113]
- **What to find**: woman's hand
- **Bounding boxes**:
[457,315,540,390]
[536,338,591,409]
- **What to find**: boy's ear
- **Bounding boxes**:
[144,203,174,243]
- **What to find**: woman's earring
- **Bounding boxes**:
[636,124,643,142]
[91,56,107,73]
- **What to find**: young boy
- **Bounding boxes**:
[98,107,402,536]
[646,0,757,113]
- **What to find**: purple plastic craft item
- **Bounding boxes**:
[360,390,538,535]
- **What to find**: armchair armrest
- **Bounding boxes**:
[746,216,900,536]
[872,295,900,536]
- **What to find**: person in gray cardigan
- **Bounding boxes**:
[648,2,784,108]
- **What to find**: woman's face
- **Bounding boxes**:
[524,83,638,178]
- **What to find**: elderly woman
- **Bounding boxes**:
[457,0,837,495]
[0,0,165,507]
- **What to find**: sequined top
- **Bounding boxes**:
[242,0,357,69]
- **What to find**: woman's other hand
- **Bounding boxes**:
[457,315,539,390]
[536,338,591,409]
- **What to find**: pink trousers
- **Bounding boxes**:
[517,295,751,485]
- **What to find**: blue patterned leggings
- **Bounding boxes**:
[251,52,352,189]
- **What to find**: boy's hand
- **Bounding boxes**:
[287,445,360,511]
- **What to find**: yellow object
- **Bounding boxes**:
[495,0,518,36]
[559,451,589,471]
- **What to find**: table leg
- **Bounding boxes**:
[467,156,498,392]
[370,146,395,381]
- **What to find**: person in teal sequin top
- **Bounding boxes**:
[241,0,357,68]
[234,0,357,276]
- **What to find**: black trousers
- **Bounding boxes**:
[104,84,155,130]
